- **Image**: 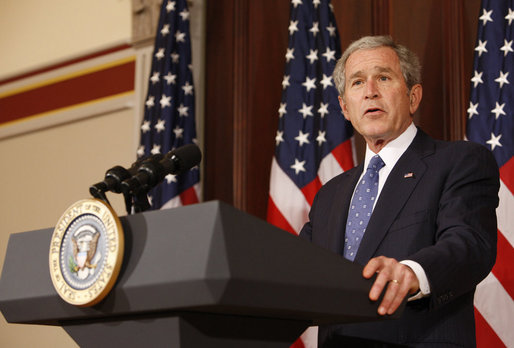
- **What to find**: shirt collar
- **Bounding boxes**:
[363,122,418,170]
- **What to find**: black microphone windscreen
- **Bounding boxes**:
[172,144,202,173]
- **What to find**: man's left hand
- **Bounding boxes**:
[363,256,420,315]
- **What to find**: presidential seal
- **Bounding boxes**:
[49,199,124,307]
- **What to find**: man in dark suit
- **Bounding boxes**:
[299,36,499,347]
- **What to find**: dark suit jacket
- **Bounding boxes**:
[299,129,499,347]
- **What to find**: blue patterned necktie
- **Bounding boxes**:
[344,155,385,261]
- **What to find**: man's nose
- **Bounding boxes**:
[365,79,379,99]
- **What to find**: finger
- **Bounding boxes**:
[377,279,402,315]
[386,285,408,315]
[363,256,385,278]
[384,280,411,315]
[369,267,393,301]
[381,266,419,315]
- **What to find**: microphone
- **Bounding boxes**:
[89,154,164,198]
[121,144,201,194]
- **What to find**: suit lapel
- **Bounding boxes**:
[354,130,435,265]
[326,164,363,255]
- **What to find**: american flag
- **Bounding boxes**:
[137,0,200,210]
[467,1,514,346]
[266,0,355,346]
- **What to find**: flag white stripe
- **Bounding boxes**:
[497,179,513,247]
[161,195,182,210]
[318,152,344,185]
[161,183,201,210]
[300,326,319,348]
[269,157,311,234]
[475,272,514,347]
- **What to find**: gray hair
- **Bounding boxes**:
[333,35,422,97]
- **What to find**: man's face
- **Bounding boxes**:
[339,47,422,149]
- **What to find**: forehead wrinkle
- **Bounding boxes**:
[375,66,395,74]
[347,65,396,81]
[350,65,394,78]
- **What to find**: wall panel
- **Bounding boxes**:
[204,0,236,207]
[246,0,291,217]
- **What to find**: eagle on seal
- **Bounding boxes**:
[71,226,100,272]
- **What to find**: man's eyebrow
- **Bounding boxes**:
[348,70,364,80]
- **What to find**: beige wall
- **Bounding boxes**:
[0,0,132,79]
[0,1,133,346]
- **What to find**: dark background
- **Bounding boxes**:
[203,0,481,220]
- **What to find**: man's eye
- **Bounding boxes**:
[353,80,362,86]
[379,76,389,81]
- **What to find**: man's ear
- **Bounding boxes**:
[338,95,350,121]
[409,84,423,115]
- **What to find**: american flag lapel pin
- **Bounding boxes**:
[404,172,415,179]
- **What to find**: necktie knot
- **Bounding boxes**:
[367,155,385,173]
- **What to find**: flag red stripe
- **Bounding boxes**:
[179,186,199,205]
[492,230,514,300]
[267,197,298,235]
[301,176,322,206]
[499,157,513,194]
[290,338,306,348]
[474,308,507,348]
[331,139,355,171]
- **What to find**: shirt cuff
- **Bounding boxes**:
[400,260,431,301]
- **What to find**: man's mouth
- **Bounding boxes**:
[364,107,385,115]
